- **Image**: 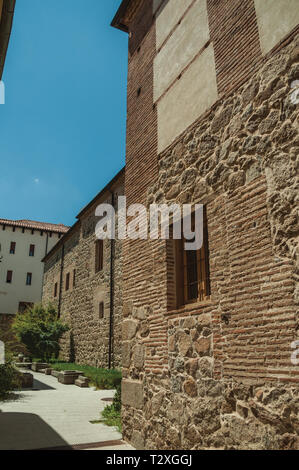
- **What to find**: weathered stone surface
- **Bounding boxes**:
[122,342,131,368]
[122,320,138,341]
[42,173,124,369]
[133,344,145,369]
[194,337,211,355]
[177,331,192,356]
[184,378,198,397]
[131,430,145,450]
[122,380,144,409]
[122,25,299,451]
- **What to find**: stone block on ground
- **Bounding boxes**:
[20,372,33,388]
[75,376,90,388]
[58,370,82,385]
[31,363,50,372]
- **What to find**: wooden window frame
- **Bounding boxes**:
[29,244,35,257]
[6,270,13,283]
[175,208,211,308]
[10,242,16,254]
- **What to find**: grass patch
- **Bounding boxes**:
[50,362,121,390]
[101,405,122,433]
[101,384,121,433]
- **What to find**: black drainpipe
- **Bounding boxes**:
[108,190,115,369]
[58,243,65,318]
[41,232,49,300]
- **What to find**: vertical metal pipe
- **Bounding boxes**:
[108,191,115,369]
[58,244,65,318]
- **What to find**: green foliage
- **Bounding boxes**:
[101,384,122,432]
[50,362,121,390]
[12,304,69,362]
[101,404,122,432]
[0,354,21,400]
[112,384,121,412]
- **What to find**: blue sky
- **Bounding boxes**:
[0,0,127,227]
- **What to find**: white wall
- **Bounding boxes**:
[155,0,218,153]
[254,0,299,55]
[0,226,60,315]
[155,0,193,50]
[154,0,210,102]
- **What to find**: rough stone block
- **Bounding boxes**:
[122,320,138,341]
[58,370,81,385]
[20,372,33,388]
[31,362,50,372]
[122,380,144,409]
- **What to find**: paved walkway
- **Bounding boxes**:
[0,370,134,450]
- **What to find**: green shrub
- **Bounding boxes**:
[12,304,69,362]
[0,355,21,400]
[101,404,122,433]
[50,362,121,390]
[101,384,122,432]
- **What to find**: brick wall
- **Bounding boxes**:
[115,0,299,449]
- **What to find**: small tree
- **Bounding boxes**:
[0,331,22,399]
[12,304,69,362]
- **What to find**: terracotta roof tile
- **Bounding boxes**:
[0,218,69,234]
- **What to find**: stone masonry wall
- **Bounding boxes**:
[120,0,299,450]
[43,175,124,368]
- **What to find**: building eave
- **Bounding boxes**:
[111,0,131,32]
[0,0,16,80]
[76,167,125,220]
[41,221,80,263]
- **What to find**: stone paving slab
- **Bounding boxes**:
[0,370,125,450]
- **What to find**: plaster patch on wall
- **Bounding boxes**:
[155,0,193,50]
[154,0,210,102]
[254,0,299,55]
[157,44,218,153]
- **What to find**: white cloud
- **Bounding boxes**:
[34,178,40,184]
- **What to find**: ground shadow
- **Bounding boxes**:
[0,412,71,450]
[30,378,56,391]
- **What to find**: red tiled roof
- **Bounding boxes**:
[0,218,69,234]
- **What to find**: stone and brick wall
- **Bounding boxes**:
[42,171,125,369]
[112,0,299,450]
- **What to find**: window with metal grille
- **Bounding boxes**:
[54,282,58,298]
[10,242,16,254]
[65,273,70,291]
[95,239,103,272]
[6,270,13,283]
[175,209,211,307]
[29,244,35,257]
[26,273,32,286]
